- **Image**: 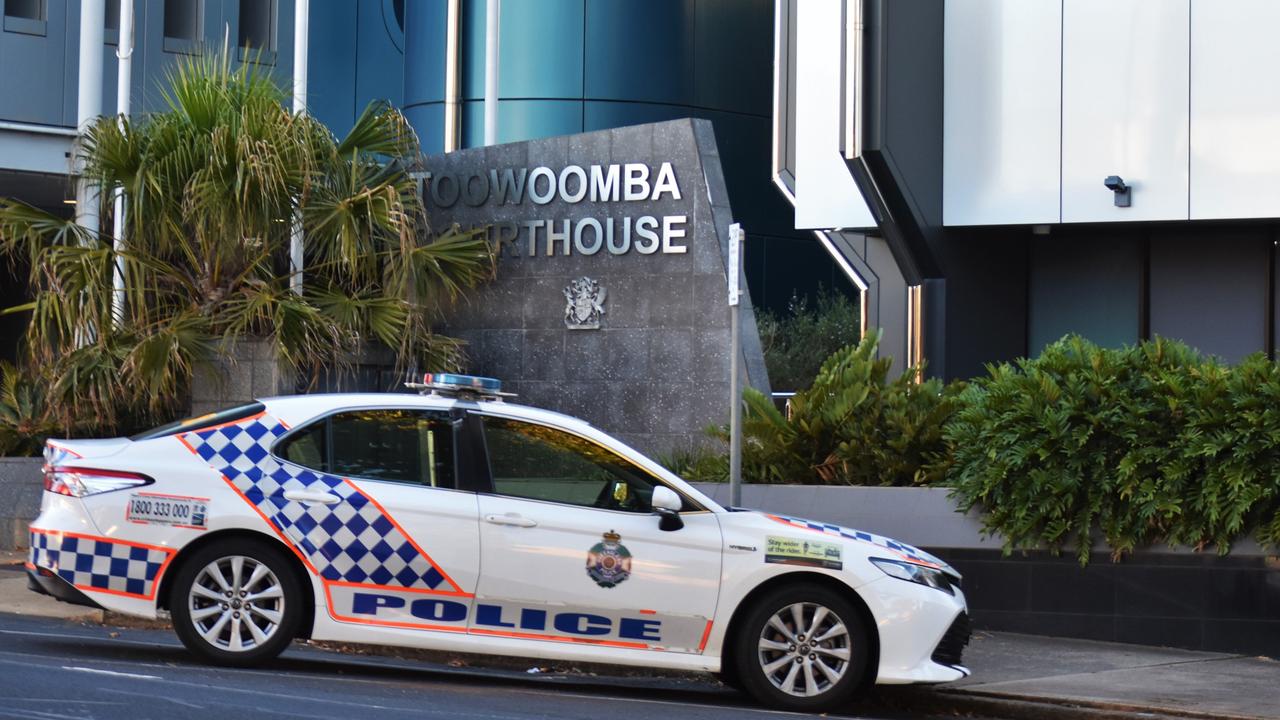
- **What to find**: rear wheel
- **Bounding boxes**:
[170,538,303,666]
[732,583,870,712]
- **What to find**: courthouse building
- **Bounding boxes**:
[0,0,844,370]
[6,0,1280,385]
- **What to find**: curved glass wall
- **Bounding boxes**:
[403,0,850,310]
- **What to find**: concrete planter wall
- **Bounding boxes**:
[690,482,1268,556]
[0,457,42,551]
[692,483,1003,551]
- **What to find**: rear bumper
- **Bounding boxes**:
[25,567,104,610]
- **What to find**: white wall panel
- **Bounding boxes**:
[1190,0,1280,220]
[793,0,876,230]
[1062,0,1189,223]
[943,0,1061,226]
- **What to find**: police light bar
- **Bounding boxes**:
[406,372,512,400]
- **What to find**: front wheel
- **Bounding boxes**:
[732,583,870,712]
[170,539,303,666]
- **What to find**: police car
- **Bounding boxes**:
[25,373,969,712]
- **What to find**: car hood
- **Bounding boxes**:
[738,509,961,580]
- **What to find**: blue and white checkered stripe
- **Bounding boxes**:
[766,513,941,566]
[183,416,452,590]
[28,531,171,598]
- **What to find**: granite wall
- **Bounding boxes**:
[0,458,42,550]
[423,118,770,454]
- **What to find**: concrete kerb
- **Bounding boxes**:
[880,687,1244,720]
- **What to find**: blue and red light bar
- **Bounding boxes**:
[420,373,503,395]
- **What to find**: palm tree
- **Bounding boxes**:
[0,48,493,435]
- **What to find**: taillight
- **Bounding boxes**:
[43,467,152,497]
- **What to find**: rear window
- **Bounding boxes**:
[274,409,456,488]
[130,402,266,441]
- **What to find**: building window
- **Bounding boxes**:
[4,0,43,20]
[163,0,201,52]
[3,0,46,35]
[105,0,120,45]
[238,0,276,56]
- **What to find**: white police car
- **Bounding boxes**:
[26,373,969,712]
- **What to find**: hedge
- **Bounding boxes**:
[947,336,1280,563]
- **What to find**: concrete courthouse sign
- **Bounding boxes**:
[421,119,769,453]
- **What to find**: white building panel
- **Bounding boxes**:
[1061,0,1190,223]
[1190,0,1280,220]
[793,0,875,230]
[943,0,1061,226]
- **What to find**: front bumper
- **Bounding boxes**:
[862,577,972,684]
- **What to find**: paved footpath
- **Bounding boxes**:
[4,550,1277,720]
[898,630,1280,720]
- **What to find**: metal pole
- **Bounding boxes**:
[111,0,133,326]
[76,0,105,240]
[483,0,500,145]
[728,223,744,508]
[290,0,310,295]
[443,0,462,152]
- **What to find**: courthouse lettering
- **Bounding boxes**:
[418,162,689,257]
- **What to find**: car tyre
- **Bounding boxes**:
[732,582,870,712]
[170,538,304,667]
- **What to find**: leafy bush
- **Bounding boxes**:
[756,288,861,392]
[0,361,62,456]
[655,444,729,484]
[712,331,958,486]
[945,336,1280,563]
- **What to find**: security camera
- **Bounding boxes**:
[1103,175,1131,207]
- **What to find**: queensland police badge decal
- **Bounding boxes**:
[586,530,632,588]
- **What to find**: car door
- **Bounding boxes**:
[273,407,480,632]
[470,412,722,653]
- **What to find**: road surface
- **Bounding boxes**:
[0,611,976,720]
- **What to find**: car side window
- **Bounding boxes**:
[481,416,685,513]
[275,409,456,489]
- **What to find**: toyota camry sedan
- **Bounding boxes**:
[25,373,969,712]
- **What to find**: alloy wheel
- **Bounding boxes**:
[187,555,286,652]
[756,601,853,697]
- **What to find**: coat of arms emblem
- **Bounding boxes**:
[563,276,607,330]
[586,530,632,588]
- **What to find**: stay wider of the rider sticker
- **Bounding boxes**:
[126,492,209,530]
[765,535,843,570]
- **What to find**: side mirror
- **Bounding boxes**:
[652,486,684,532]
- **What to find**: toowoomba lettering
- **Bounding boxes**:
[417,162,690,257]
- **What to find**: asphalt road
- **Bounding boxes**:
[0,612,967,720]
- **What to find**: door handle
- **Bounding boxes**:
[283,490,341,505]
[484,513,537,528]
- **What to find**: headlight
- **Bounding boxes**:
[869,557,954,595]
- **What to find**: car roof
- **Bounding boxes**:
[257,392,587,429]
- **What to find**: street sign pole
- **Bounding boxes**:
[728,223,744,508]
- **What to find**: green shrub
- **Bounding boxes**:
[713,331,958,486]
[0,361,62,456]
[945,335,1280,563]
[756,288,861,392]
[655,444,729,483]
